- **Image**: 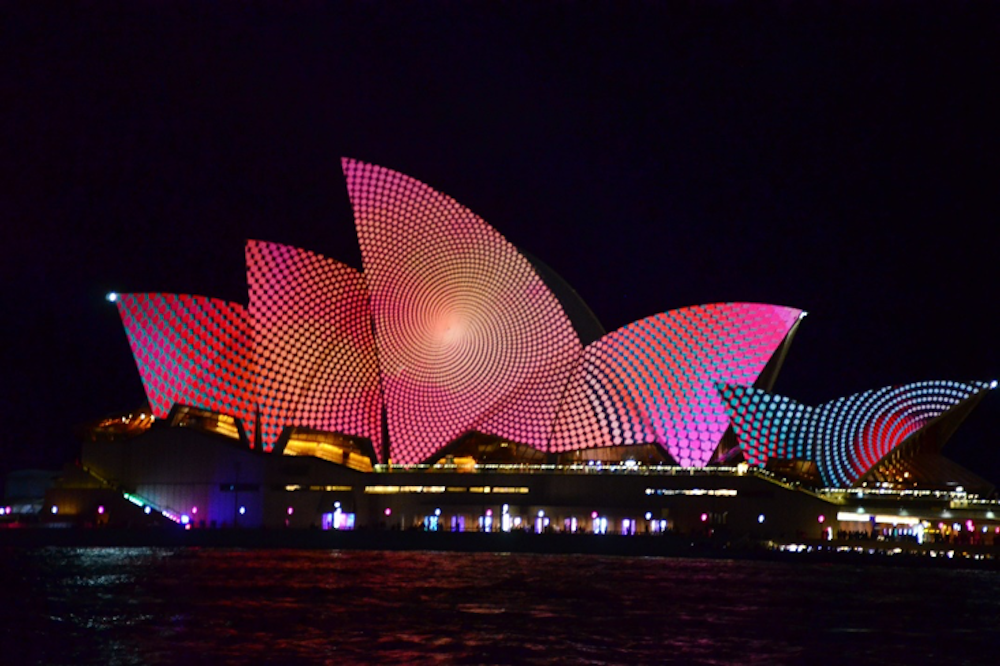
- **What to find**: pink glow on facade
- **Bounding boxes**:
[113,162,814,471]
[246,240,383,455]
[549,303,801,466]
[342,158,581,464]
[116,293,254,427]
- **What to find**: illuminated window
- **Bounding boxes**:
[283,427,375,472]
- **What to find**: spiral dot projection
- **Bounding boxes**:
[718,380,992,487]
[247,240,383,455]
[342,158,582,464]
[549,303,802,466]
[116,293,254,427]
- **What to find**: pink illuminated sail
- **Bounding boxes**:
[342,158,582,464]
[115,293,254,429]
[549,303,802,466]
[246,240,383,455]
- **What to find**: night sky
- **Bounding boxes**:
[3,2,998,490]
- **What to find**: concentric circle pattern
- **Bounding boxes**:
[114,161,812,468]
[247,240,382,455]
[116,294,254,426]
[549,303,802,466]
[342,158,583,464]
[719,381,992,487]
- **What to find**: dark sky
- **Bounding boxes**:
[3,2,998,488]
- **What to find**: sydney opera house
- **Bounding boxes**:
[32,159,999,546]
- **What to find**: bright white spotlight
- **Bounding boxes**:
[106,292,118,303]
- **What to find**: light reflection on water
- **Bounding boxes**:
[1,547,999,664]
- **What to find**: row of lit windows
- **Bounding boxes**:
[363,485,530,495]
[644,488,738,497]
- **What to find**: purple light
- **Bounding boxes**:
[486,509,493,517]
[818,515,825,523]
[192,506,198,514]
[287,507,294,516]
[97,506,105,515]
[700,513,708,522]
[384,507,392,516]
[591,511,599,519]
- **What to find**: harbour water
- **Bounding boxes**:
[2,547,998,664]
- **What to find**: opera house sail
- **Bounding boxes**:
[342,158,583,464]
[114,293,256,439]
[718,381,994,487]
[548,303,803,467]
[246,240,382,456]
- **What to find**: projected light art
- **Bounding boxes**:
[718,381,994,487]
[246,240,382,454]
[113,158,812,468]
[550,303,802,466]
[342,158,582,464]
[116,293,254,427]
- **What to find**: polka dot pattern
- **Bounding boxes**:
[246,240,382,455]
[549,303,802,467]
[342,158,582,464]
[116,293,254,429]
[718,380,992,487]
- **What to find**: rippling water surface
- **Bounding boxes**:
[1,547,998,664]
